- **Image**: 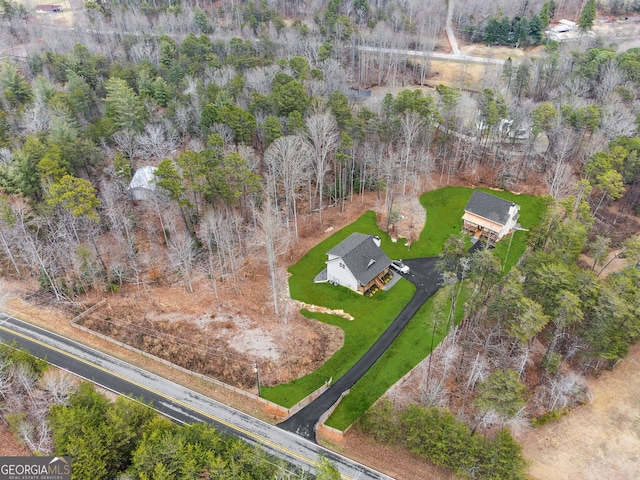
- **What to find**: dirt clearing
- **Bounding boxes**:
[521,342,640,480]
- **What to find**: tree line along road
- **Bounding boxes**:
[0,313,393,480]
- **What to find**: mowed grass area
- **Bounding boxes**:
[326,283,470,430]
[262,211,416,407]
[263,187,546,423]
[418,187,548,267]
[324,188,546,429]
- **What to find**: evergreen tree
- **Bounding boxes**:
[513,17,530,46]
[0,62,33,108]
[579,0,596,30]
[475,369,527,420]
[539,2,550,28]
[261,115,283,146]
[484,17,511,45]
[46,175,100,222]
[529,15,544,44]
[193,7,211,34]
[104,78,146,131]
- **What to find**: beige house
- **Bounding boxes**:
[462,191,520,243]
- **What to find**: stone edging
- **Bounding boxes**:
[295,301,354,321]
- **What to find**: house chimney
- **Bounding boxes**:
[508,203,519,218]
[372,235,381,247]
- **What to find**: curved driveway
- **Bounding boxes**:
[279,257,442,441]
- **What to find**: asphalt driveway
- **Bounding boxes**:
[278,257,442,441]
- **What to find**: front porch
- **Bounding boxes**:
[362,270,397,296]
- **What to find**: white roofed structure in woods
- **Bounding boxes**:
[127,165,158,200]
[462,190,520,243]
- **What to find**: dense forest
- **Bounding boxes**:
[1,0,640,478]
[1,0,638,303]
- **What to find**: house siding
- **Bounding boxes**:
[327,259,358,291]
[321,232,391,294]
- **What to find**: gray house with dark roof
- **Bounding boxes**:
[462,190,520,243]
[315,233,391,294]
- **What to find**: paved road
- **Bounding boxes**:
[279,258,442,441]
[358,45,507,66]
[0,313,392,480]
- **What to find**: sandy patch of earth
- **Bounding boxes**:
[227,327,280,361]
[459,43,534,60]
[521,342,640,480]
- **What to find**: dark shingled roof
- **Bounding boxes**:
[328,233,391,286]
[464,190,517,226]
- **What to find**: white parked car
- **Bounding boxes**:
[390,260,410,274]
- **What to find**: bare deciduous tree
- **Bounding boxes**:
[399,111,424,195]
[544,161,576,200]
[135,123,179,162]
[304,109,339,223]
[251,197,290,318]
[8,197,63,299]
[537,371,588,411]
[600,98,637,141]
[113,129,140,161]
[197,207,244,297]
[20,93,51,135]
[39,369,76,406]
[167,232,198,293]
[264,135,311,240]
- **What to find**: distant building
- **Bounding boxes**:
[462,191,520,243]
[314,233,391,294]
[36,4,62,13]
[557,19,578,31]
[545,19,590,42]
[127,166,157,200]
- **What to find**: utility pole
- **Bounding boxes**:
[254,361,261,397]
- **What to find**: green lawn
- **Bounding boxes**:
[262,211,416,407]
[261,282,415,407]
[416,186,547,260]
[325,283,470,430]
[262,187,546,425]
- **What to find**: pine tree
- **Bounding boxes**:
[579,0,596,30]
[539,2,550,28]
